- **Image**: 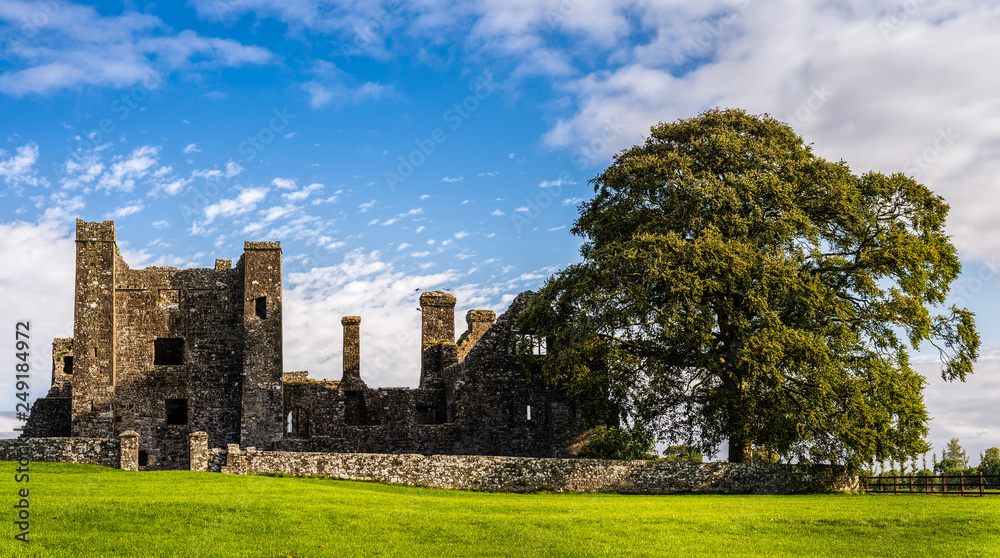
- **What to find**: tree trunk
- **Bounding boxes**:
[728,436,754,463]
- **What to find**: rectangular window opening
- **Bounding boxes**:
[165,398,188,425]
[138,450,148,467]
[527,405,532,421]
[154,338,184,365]
[63,355,73,375]
[255,296,267,320]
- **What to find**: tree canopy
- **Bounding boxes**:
[517,108,979,467]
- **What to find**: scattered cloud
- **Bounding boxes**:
[203,187,268,224]
[0,142,46,192]
[104,203,145,219]
[0,4,274,97]
[301,60,393,109]
[442,176,464,183]
[183,143,201,154]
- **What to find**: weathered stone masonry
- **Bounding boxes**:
[22,220,591,470]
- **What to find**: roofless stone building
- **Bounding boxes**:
[23,220,590,470]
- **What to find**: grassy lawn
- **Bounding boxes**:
[2,462,999,557]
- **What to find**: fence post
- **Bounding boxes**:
[909,474,913,493]
[980,471,985,497]
[960,472,965,496]
[943,473,947,494]
[893,472,897,494]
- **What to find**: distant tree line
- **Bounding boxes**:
[867,438,1000,480]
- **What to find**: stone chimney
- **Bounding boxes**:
[419,291,457,389]
[340,316,365,390]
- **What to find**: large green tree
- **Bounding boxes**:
[518,108,978,467]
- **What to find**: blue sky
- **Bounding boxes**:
[1,0,999,462]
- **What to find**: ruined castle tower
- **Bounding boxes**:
[24,220,593,469]
[71,220,118,438]
[239,241,284,449]
[419,291,457,390]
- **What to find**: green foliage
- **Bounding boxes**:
[518,108,979,468]
[979,447,1000,476]
[578,425,657,460]
[4,462,1000,557]
[662,445,704,463]
[936,438,970,473]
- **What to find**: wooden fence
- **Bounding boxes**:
[864,472,1000,496]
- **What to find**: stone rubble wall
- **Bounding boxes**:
[0,437,121,468]
[211,443,855,494]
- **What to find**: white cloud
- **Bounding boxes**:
[281,182,323,202]
[203,187,268,223]
[420,194,431,200]
[514,206,529,212]
[183,143,201,154]
[539,178,576,188]
[301,60,393,109]
[272,177,296,189]
[0,3,274,97]
[152,219,169,229]
[104,203,144,219]
[0,142,46,192]
[284,251,463,387]
[442,176,464,183]
[358,199,377,212]
[490,209,505,216]
[410,251,431,257]
[192,161,244,182]
[397,243,411,251]
[0,219,75,409]
[95,145,161,192]
[454,231,469,239]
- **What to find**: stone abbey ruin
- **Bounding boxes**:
[23,219,591,470]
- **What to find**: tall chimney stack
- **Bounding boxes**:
[340,316,364,390]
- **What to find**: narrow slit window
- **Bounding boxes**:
[154,338,184,365]
[63,355,73,375]
[255,296,267,319]
[527,405,532,421]
[165,398,188,425]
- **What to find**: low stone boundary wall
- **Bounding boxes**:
[201,437,854,494]
[0,435,128,469]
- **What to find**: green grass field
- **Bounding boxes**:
[2,462,999,557]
